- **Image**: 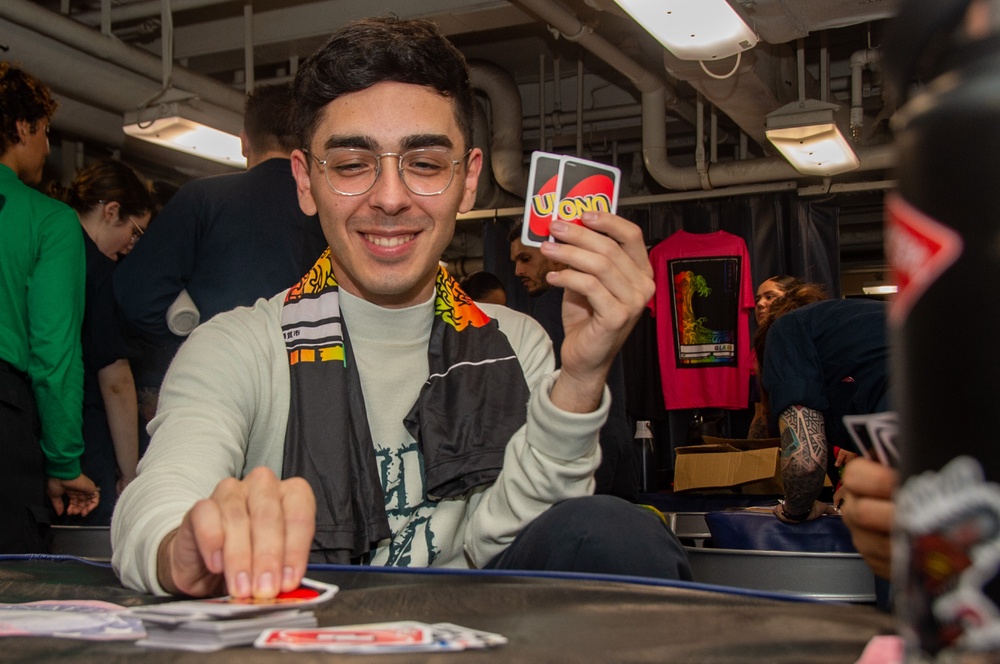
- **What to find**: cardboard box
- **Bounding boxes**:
[673,437,783,494]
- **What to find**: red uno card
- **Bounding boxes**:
[521,151,562,247]
[551,156,619,235]
[255,622,433,652]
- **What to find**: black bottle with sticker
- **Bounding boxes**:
[884,0,1000,656]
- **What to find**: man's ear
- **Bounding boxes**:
[290,149,318,216]
[15,120,32,144]
[457,147,484,214]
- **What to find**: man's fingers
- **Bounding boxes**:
[280,477,316,592]
[246,469,286,598]
[841,458,898,500]
[211,477,254,597]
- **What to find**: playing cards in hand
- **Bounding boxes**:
[843,411,900,467]
[129,577,337,652]
[521,151,620,247]
[255,620,508,654]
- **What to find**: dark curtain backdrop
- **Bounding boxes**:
[480,195,842,490]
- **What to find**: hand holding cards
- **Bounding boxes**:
[522,151,620,247]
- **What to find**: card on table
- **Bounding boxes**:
[129,577,338,622]
[255,620,508,654]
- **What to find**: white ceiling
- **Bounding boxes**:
[2,0,899,198]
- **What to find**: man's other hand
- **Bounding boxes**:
[840,457,897,579]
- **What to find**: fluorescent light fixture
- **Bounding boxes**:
[613,0,758,61]
[765,99,860,176]
[862,284,898,295]
[123,102,246,168]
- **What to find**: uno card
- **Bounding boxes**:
[551,155,620,236]
[522,151,562,247]
[130,578,338,622]
[255,621,435,653]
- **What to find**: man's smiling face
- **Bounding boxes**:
[292,81,482,309]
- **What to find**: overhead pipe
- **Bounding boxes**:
[74,0,231,25]
[469,61,529,197]
[538,54,546,152]
[0,0,245,114]
[576,58,584,156]
[516,0,895,191]
[850,48,881,137]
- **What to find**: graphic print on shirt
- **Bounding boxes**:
[375,438,439,567]
[668,256,741,368]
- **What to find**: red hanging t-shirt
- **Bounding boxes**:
[648,230,754,410]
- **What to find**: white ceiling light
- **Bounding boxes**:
[123,102,246,168]
[765,99,860,177]
[613,0,758,61]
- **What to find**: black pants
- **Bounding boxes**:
[485,495,692,581]
[0,361,49,553]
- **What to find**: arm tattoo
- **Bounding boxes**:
[778,405,827,515]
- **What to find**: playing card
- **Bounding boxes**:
[255,621,440,653]
[843,412,899,467]
[521,151,562,247]
[136,609,317,652]
[550,155,620,236]
[129,578,338,622]
[0,600,146,641]
[432,622,509,648]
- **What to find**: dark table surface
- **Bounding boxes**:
[0,556,896,663]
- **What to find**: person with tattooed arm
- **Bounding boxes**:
[753,283,890,524]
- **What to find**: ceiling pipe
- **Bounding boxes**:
[851,48,881,136]
[73,0,231,25]
[469,61,529,197]
[0,0,245,115]
[518,0,895,191]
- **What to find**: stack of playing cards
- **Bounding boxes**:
[129,578,337,652]
[521,151,620,247]
[255,621,508,654]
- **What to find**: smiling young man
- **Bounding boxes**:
[111,17,690,598]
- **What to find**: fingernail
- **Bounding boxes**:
[581,211,597,222]
[550,220,568,233]
[236,571,251,597]
[211,549,223,572]
[282,566,296,590]
[257,571,274,596]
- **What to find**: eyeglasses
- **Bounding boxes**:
[303,147,471,197]
[128,217,145,241]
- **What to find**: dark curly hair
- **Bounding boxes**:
[292,16,475,154]
[0,62,58,156]
[753,282,830,363]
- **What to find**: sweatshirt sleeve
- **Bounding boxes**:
[111,295,290,594]
[28,207,86,478]
[463,306,608,567]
